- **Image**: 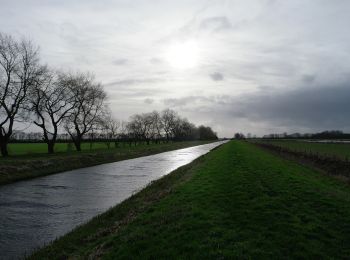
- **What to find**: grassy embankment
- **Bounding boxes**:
[0,141,212,186]
[31,141,350,259]
[255,139,350,161]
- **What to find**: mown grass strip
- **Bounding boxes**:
[30,141,350,259]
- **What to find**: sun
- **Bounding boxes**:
[164,40,199,69]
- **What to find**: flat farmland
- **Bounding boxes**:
[255,140,350,161]
[6,142,113,156]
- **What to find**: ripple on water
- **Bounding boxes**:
[32,184,70,190]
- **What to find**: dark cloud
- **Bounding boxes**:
[144,98,154,104]
[163,97,194,107]
[210,72,224,81]
[222,84,350,131]
[112,58,128,66]
[150,57,163,64]
[108,87,168,98]
[302,74,316,83]
[163,96,209,107]
[109,89,162,99]
[163,84,350,133]
[163,95,228,107]
[105,78,163,87]
[106,79,169,99]
[199,16,232,32]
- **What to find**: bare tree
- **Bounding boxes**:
[101,112,120,148]
[28,69,76,153]
[198,125,218,140]
[118,120,130,146]
[63,72,107,151]
[0,34,41,156]
[130,112,160,145]
[126,114,146,145]
[172,117,197,141]
[161,108,178,142]
[149,111,163,143]
[143,112,156,145]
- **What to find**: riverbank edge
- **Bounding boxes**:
[0,141,214,186]
[28,141,227,259]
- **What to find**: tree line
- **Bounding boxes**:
[0,33,217,156]
[262,130,350,139]
[124,109,217,145]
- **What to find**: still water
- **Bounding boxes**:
[0,141,226,259]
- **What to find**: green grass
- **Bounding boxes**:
[31,141,350,259]
[0,141,212,185]
[7,142,134,156]
[255,139,350,161]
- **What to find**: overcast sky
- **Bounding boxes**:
[1,0,350,137]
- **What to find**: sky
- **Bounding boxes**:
[1,0,350,137]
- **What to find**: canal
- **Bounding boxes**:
[0,141,226,259]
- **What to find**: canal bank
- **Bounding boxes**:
[31,141,350,259]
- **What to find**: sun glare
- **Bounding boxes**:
[165,40,199,69]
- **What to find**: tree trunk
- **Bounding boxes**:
[0,140,9,157]
[74,137,82,151]
[47,141,55,154]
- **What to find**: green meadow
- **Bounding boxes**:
[31,141,350,259]
[255,139,350,161]
[7,142,123,156]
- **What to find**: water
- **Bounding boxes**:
[0,141,226,259]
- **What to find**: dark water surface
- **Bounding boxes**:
[0,141,226,259]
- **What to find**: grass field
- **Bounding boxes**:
[7,142,132,156]
[255,139,350,161]
[0,141,212,185]
[31,141,350,259]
